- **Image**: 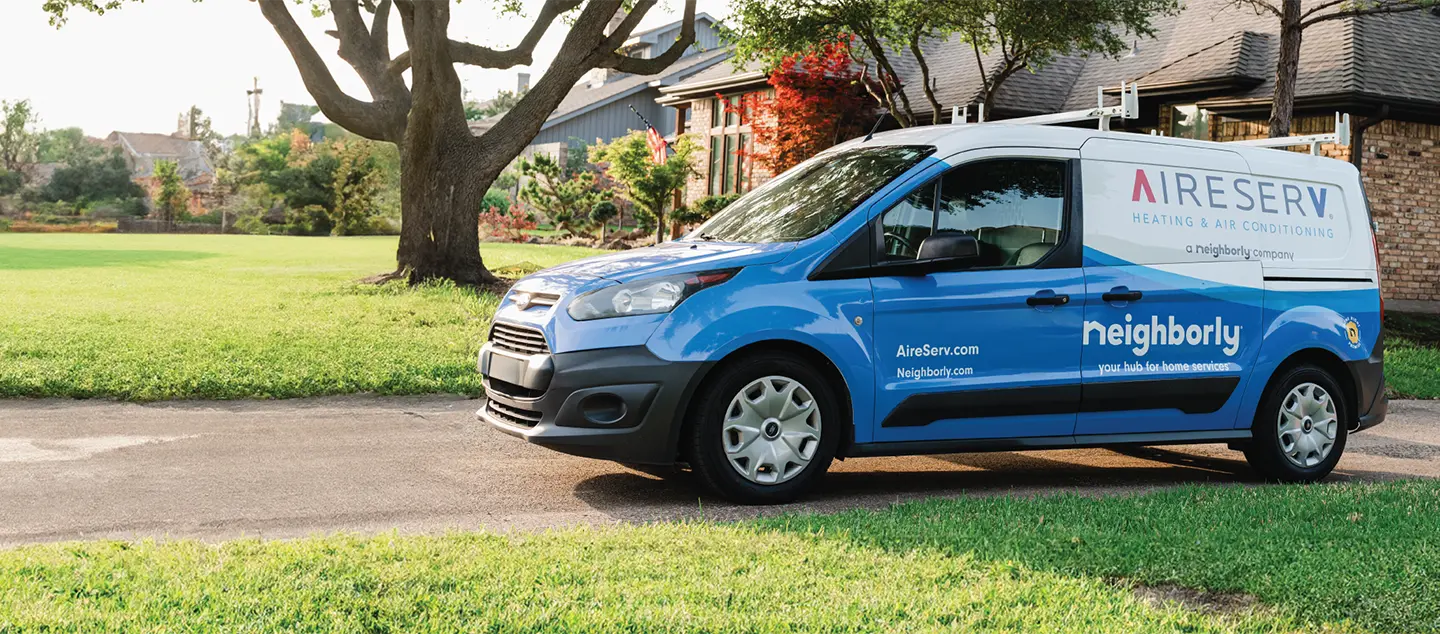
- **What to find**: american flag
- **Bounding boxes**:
[645,125,668,165]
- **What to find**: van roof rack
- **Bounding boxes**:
[946,83,1351,157]
[1225,112,1352,156]
[951,82,1140,131]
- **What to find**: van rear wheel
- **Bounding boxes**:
[1243,364,1348,482]
[685,353,839,504]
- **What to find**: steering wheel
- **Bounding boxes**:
[883,232,915,258]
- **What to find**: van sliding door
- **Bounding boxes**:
[1075,139,1263,435]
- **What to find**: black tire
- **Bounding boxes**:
[1243,364,1349,482]
[684,352,841,504]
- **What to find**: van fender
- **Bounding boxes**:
[646,283,878,443]
[1232,303,1371,429]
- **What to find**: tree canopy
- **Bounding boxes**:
[727,0,1177,125]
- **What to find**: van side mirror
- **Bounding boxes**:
[916,233,980,261]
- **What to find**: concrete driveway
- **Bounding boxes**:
[2,396,1437,547]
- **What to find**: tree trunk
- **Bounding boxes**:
[1269,0,1303,138]
[395,138,500,286]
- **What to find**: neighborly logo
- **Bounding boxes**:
[1344,317,1362,348]
[1083,314,1242,357]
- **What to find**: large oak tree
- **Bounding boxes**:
[43,0,697,285]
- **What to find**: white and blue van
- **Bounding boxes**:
[479,104,1385,504]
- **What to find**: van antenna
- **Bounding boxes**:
[863,111,889,142]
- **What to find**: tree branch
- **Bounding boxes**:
[256,0,400,142]
[329,0,407,102]
[1302,1,1430,28]
[909,32,942,125]
[1300,0,1350,20]
[593,0,697,75]
[372,0,392,60]
[387,0,581,76]
[1230,0,1284,18]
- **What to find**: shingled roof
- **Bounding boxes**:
[103,131,214,190]
[660,0,1440,123]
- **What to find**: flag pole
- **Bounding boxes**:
[629,105,676,156]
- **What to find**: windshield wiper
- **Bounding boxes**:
[696,233,721,241]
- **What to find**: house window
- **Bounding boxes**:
[706,92,756,196]
[1170,105,1211,140]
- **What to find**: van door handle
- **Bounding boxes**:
[1026,293,1070,307]
[1102,289,1143,303]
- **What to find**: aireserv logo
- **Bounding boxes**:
[1084,314,1242,357]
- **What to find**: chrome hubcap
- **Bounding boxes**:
[722,375,821,485]
[1278,382,1338,468]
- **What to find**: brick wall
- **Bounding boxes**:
[1207,113,1439,302]
[682,97,714,205]
[1357,120,1440,302]
[681,92,778,206]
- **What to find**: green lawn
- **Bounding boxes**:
[0,233,1435,401]
[4,481,1440,632]
[1386,311,1440,399]
[0,234,599,401]
[761,480,1440,634]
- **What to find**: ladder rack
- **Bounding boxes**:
[1225,112,1351,156]
[943,83,1350,157]
[951,82,1140,130]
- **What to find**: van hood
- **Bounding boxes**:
[517,241,795,295]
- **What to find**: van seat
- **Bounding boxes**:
[1009,243,1053,266]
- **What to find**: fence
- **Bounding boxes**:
[117,218,226,234]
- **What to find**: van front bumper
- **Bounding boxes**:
[477,343,706,465]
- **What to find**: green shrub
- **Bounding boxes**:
[0,218,11,232]
[285,204,334,236]
[0,170,21,196]
[482,188,511,214]
[83,197,148,219]
[40,151,146,204]
[693,193,740,218]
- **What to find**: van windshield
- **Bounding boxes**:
[692,145,935,243]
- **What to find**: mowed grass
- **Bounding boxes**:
[0,234,600,401]
[0,523,1288,633]
[1386,311,1440,399]
[6,482,1440,633]
[760,480,1440,634]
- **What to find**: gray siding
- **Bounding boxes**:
[532,88,675,147]
[643,23,723,56]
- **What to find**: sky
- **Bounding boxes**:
[0,0,730,138]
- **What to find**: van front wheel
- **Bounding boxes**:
[1243,364,1348,482]
[685,354,840,504]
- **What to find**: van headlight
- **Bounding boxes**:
[567,269,739,321]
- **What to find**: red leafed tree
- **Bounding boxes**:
[740,36,872,174]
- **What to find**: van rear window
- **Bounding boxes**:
[694,145,934,243]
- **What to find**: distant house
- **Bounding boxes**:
[104,131,217,212]
[104,131,216,194]
[657,0,1440,307]
[473,13,730,167]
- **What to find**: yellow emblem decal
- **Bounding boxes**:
[1345,320,1361,347]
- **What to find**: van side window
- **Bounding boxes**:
[880,181,937,260]
[937,159,1066,268]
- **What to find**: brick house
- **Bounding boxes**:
[657,0,1440,308]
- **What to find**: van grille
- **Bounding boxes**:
[485,398,542,428]
[486,376,545,400]
[489,322,550,356]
